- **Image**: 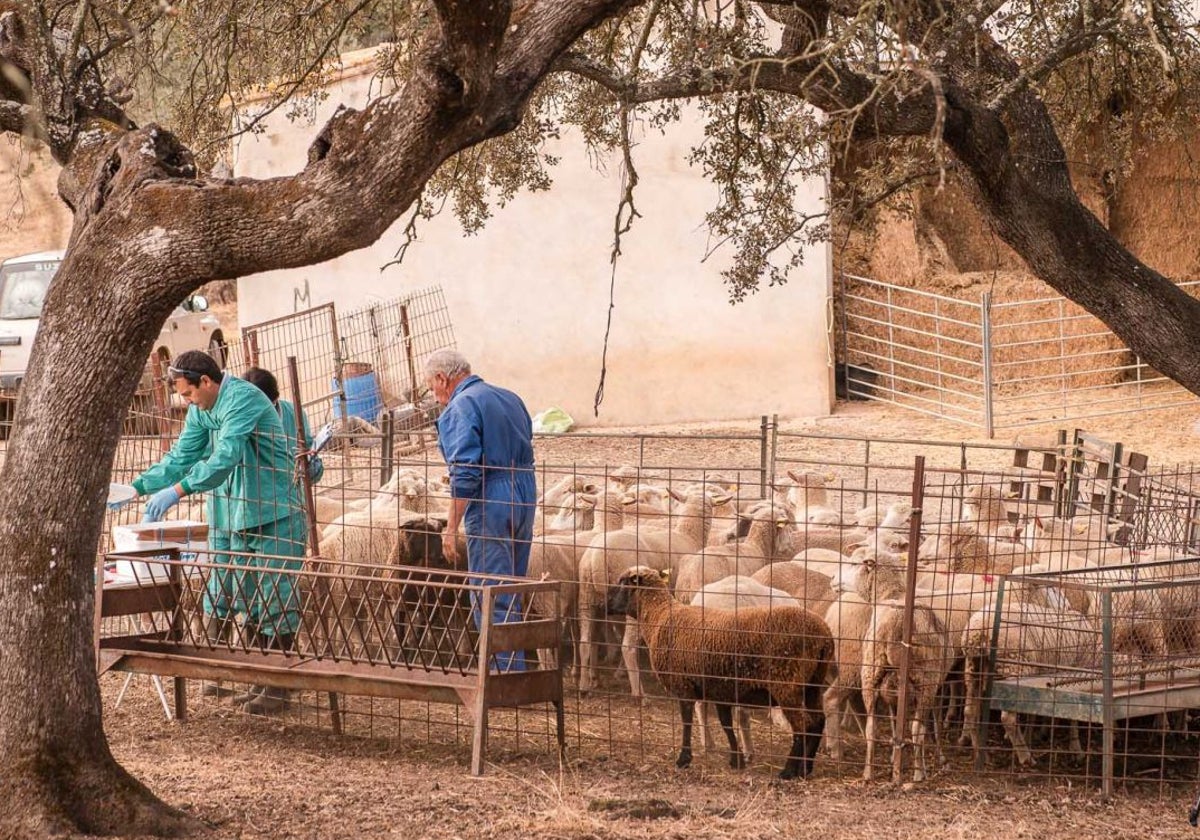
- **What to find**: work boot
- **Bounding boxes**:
[243,685,294,715]
[203,613,232,646]
[201,681,238,699]
[229,684,267,705]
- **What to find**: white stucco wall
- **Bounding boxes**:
[233,51,832,426]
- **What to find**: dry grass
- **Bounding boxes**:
[104,674,1200,840]
[97,397,1200,837]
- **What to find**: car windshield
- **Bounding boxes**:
[0,260,59,320]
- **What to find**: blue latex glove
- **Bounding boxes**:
[308,455,324,484]
[143,486,181,523]
[107,497,134,512]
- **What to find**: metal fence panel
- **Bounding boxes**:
[840,273,1200,436]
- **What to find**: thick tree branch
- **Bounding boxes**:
[0,97,34,135]
[554,50,946,139]
[494,0,641,107]
[86,0,642,300]
[986,18,1122,111]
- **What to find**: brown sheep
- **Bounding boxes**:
[606,566,834,779]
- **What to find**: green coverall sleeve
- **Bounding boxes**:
[132,410,210,495]
[178,388,266,495]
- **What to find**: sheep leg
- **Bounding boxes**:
[1001,711,1034,765]
[1068,720,1083,757]
[930,701,946,770]
[801,680,826,778]
[822,682,852,764]
[677,700,695,769]
[959,657,980,751]
[911,692,934,783]
[578,606,597,694]
[862,686,878,781]
[698,701,716,754]
[621,616,643,698]
[714,702,745,770]
[737,706,755,766]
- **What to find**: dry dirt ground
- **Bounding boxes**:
[95,394,1200,840]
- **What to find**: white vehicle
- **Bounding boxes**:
[0,250,227,393]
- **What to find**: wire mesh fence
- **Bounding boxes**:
[0,279,1187,792]
[86,402,1200,795]
[839,273,1200,436]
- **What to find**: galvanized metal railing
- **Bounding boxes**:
[839,273,1200,437]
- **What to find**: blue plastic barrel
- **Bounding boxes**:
[332,371,383,423]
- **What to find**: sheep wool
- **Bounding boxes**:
[608,566,833,779]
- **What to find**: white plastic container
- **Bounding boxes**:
[109,520,208,584]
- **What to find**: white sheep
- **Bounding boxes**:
[526,491,627,670]
[688,575,802,764]
[855,549,952,782]
[750,561,835,617]
[962,483,1018,540]
[779,469,842,525]
[673,504,794,601]
[609,487,722,695]
[959,593,1099,764]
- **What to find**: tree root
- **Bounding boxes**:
[0,751,203,839]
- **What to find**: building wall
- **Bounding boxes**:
[233,51,833,426]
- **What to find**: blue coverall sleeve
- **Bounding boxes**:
[178,389,265,495]
[439,405,484,501]
[133,409,209,495]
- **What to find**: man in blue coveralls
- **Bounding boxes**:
[425,348,536,671]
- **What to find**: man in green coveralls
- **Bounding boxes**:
[125,350,308,714]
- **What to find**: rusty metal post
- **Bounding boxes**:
[243,328,260,369]
[893,455,926,782]
[399,302,420,404]
[380,410,395,486]
[287,356,343,735]
[759,415,769,498]
[151,354,172,453]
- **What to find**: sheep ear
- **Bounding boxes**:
[667,488,686,502]
[710,492,732,506]
[786,469,803,483]
[659,569,670,584]
[620,494,637,506]
[583,482,600,494]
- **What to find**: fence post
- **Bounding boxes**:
[399,302,420,404]
[894,455,926,782]
[380,410,395,485]
[980,291,995,439]
[287,356,343,735]
[769,414,779,494]
[759,415,769,498]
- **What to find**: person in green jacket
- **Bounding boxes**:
[243,366,324,486]
[124,350,308,714]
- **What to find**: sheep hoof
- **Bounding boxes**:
[778,765,799,781]
[728,752,746,770]
[675,750,693,769]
